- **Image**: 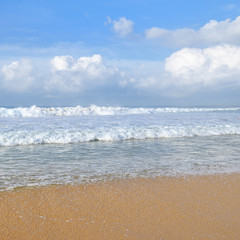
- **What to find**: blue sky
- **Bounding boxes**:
[1,0,240,106]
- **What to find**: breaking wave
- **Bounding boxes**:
[1,105,240,147]
[1,125,240,147]
[0,105,239,118]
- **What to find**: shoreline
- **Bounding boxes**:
[1,174,240,239]
[2,171,239,192]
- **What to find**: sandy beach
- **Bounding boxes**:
[1,174,240,240]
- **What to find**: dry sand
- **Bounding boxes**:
[1,174,240,240]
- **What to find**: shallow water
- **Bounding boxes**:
[1,135,240,190]
[1,106,240,190]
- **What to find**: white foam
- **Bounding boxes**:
[1,105,240,147]
[1,124,240,147]
[0,105,239,118]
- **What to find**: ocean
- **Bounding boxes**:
[1,105,240,191]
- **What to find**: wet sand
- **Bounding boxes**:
[1,174,240,240]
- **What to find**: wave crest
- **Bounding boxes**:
[0,105,239,118]
[1,125,240,146]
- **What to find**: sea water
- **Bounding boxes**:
[1,105,240,190]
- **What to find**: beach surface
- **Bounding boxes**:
[1,174,240,240]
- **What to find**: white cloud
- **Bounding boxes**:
[145,16,240,47]
[1,46,240,97]
[118,45,240,95]
[165,44,240,87]
[46,54,124,92]
[1,59,34,92]
[107,17,134,38]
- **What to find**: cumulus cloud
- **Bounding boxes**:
[119,45,240,95]
[107,17,134,38]
[46,54,124,91]
[1,46,240,97]
[1,59,34,92]
[165,44,240,87]
[145,16,240,47]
